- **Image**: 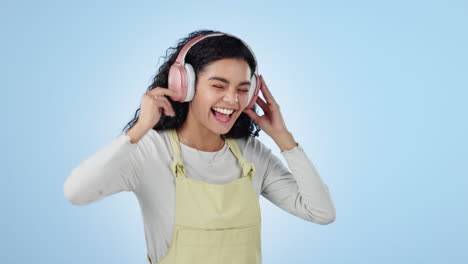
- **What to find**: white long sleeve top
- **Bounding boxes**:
[63,128,335,263]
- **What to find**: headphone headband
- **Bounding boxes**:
[175,33,258,75]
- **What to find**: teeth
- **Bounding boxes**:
[212,107,234,115]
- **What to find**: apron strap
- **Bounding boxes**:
[167,128,255,180]
[167,128,186,178]
[225,138,256,180]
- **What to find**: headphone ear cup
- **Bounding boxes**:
[245,74,259,110]
[184,63,196,102]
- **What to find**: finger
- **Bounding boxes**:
[244,108,261,123]
[154,96,175,116]
[150,89,169,102]
[150,87,177,97]
[256,96,268,112]
[259,75,276,104]
[161,104,176,116]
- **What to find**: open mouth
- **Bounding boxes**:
[211,108,235,116]
[211,108,236,123]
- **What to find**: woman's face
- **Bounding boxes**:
[187,58,252,135]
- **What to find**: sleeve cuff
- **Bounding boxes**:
[120,131,139,147]
[280,142,300,154]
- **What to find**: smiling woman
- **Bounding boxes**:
[122,30,262,141]
[64,29,335,264]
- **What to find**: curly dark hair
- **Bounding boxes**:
[121,29,262,139]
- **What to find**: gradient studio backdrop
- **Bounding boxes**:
[2,1,467,263]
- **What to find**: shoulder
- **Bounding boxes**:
[146,128,166,142]
[233,135,273,160]
[145,129,171,153]
[121,128,169,157]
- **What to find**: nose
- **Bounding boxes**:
[222,89,239,105]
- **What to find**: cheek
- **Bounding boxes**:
[190,96,216,116]
[195,87,217,101]
[239,94,250,107]
[192,91,214,107]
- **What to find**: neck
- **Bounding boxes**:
[176,115,225,152]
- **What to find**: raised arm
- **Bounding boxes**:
[260,143,336,225]
[63,126,149,206]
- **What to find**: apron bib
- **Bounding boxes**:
[147,128,262,264]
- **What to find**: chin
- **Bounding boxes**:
[212,126,232,135]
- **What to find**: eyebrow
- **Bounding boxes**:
[208,76,251,86]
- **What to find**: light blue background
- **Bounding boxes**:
[2,0,467,263]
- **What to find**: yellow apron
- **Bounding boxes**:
[147,128,262,264]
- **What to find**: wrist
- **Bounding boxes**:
[126,122,150,144]
[274,131,298,152]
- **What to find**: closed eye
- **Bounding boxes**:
[213,85,248,93]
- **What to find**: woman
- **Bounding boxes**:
[63,29,336,264]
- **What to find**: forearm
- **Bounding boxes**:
[64,134,140,205]
[273,130,298,153]
[126,122,150,144]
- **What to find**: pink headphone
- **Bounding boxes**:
[168,33,261,111]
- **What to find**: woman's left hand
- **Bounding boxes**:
[243,75,292,141]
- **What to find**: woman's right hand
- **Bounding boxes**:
[137,87,178,130]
